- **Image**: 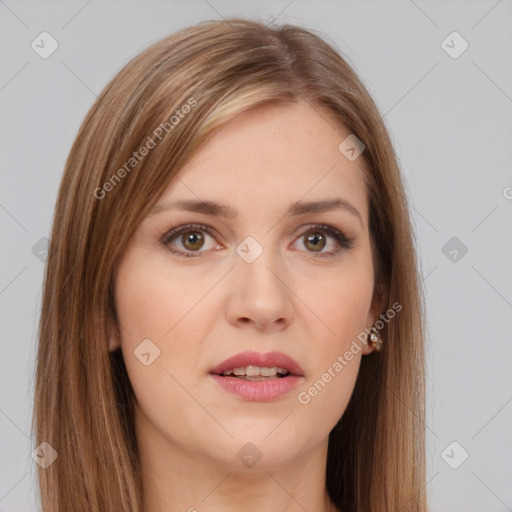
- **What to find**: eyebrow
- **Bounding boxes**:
[149,197,363,226]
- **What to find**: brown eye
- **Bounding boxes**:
[161,223,218,258]
[181,231,205,251]
[303,231,326,252]
[162,222,354,260]
[293,224,355,258]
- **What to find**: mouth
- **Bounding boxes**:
[216,365,292,381]
[208,351,305,401]
[209,350,305,380]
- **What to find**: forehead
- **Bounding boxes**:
[159,100,368,225]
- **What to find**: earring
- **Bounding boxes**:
[369,327,383,351]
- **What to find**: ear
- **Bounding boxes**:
[362,289,384,355]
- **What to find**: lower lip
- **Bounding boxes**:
[209,374,304,401]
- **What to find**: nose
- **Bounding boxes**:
[225,246,294,332]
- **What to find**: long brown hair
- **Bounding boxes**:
[32,18,426,511]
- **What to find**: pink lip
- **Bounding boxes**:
[209,350,305,376]
[208,351,305,402]
[209,374,303,401]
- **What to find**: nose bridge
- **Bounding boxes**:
[235,233,286,293]
[227,233,293,327]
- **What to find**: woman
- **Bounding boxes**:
[32,18,427,512]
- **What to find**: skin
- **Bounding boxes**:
[110,100,381,512]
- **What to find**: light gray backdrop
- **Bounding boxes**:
[1,1,511,511]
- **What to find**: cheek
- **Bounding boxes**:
[296,351,361,432]
[114,250,215,341]
[293,293,368,433]
[113,249,221,391]
[293,262,374,420]
[297,259,374,355]
[112,252,210,433]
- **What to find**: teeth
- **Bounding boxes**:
[238,375,279,381]
[221,366,289,377]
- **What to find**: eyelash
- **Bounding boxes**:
[160,223,355,259]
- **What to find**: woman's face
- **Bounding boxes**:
[111,100,380,472]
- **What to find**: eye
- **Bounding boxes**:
[161,223,354,258]
[161,223,219,258]
[292,224,355,258]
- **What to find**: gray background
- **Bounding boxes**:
[1,1,511,510]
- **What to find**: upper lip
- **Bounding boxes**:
[210,350,305,377]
